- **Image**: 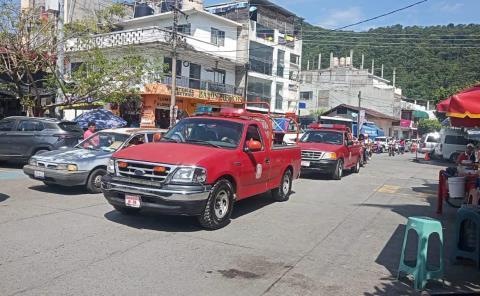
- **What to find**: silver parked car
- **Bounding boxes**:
[23,128,166,193]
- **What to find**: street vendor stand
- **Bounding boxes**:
[436,84,480,213]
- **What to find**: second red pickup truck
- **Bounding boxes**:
[101,108,301,229]
[298,124,362,180]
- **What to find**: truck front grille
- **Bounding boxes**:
[116,159,175,183]
[301,150,323,161]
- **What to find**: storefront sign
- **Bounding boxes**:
[144,83,243,103]
[400,119,413,128]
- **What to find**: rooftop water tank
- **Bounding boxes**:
[134,3,154,18]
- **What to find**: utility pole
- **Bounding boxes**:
[169,0,179,128]
[357,91,361,137]
[55,0,65,118]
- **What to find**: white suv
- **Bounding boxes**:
[419,132,440,154]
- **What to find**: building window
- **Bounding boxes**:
[247,77,272,104]
[256,23,274,41]
[300,91,312,100]
[213,69,226,84]
[211,28,225,46]
[275,83,283,110]
[290,54,300,66]
[163,57,182,77]
[277,50,285,78]
[337,107,347,114]
[165,24,191,35]
[249,42,273,76]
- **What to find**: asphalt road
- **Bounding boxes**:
[0,154,479,296]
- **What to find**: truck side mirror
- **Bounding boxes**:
[246,140,262,152]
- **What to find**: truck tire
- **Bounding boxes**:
[332,159,343,180]
[198,179,234,230]
[113,205,140,215]
[87,168,106,194]
[272,169,293,202]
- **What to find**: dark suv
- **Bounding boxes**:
[0,116,83,162]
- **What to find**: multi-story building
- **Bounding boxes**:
[299,53,402,119]
[207,0,303,113]
[21,0,113,23]
[66,0,245,126]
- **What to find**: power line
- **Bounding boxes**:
[333,0,428,31]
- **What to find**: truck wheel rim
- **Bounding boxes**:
[282,173,290,194]
[214,190,229,219]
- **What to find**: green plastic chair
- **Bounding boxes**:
[397,216,444,290]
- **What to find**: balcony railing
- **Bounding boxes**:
[146,74,244,96]
[66,27,170,52]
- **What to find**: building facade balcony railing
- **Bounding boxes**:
[66,27,170,52]
[146,74,244,97]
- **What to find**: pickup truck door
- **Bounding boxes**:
[0,118,16,156]
[238,124,271,198]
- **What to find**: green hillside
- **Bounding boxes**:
[301,23,480,102]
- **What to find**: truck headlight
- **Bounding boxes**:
[322,152,337,160]
[171,167,207,184]
[107,159,115,174]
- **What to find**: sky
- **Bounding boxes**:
[204,0,480,31]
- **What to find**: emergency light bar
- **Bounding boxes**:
[308,123,348,130]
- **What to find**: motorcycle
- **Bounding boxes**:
[388,143,396,156]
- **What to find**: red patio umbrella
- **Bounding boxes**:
[436,84,480,127]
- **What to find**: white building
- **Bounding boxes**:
[299,53,402,119]
[66,0,245,125]
[207,0,303,113]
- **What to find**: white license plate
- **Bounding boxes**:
[34,170,45,179]
[301,161,311,167]
[125,194,141,208]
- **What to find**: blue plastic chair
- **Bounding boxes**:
[452,207,480,269]
[398,216,444,290]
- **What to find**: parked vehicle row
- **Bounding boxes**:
[5,109,372,230]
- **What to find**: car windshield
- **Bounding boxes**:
[300,130,343,145]
[76,132,130,152]
[162,118,244,149]
[375,137,386,142]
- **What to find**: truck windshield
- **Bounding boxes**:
[300,130,343,145]
[162,118,244,149]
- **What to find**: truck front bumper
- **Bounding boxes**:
[23,165,89,186]
[301,159,338,174]
[101,175,211,216]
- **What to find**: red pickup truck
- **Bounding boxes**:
[297,124,362,180]
[101,108,301,229]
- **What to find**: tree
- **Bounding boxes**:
[0,1,57,115]
[309,107,328,117]
[417,119,442,135]
[0,0,158,114]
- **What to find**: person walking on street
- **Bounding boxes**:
[84,121,96,139]
[388,137,396,157]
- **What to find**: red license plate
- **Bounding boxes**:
[125,194,141,208]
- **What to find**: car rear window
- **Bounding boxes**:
[58,122,83,133]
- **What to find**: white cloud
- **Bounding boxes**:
[438,1,464,11]
[317,7,364,29]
